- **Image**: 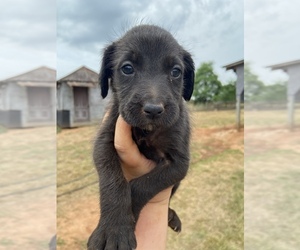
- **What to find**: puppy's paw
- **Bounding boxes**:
[87,226,137,250]
[168,208,182,233]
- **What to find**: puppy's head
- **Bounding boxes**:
[100,25,194,130]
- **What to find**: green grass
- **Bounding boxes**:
[245,118,300,250]
[57,126,98,197]
[0,127,56,250]
[0,238,14,246]
[190,109,243,128]
[167,149,243,250]
[245,150,300,250]
[57,125,62,133]
[245,109,300,128]
[0,125,7,134]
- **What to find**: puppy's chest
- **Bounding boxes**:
[132,127,168,163]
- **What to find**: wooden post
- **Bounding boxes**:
[236,94,241,131]
[287,94,295,131]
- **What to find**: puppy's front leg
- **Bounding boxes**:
[130,154,189,220]
[88,142,136,250]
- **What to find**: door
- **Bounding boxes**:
[27,87,52,121]
[73,87,89,122]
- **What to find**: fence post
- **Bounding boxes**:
[287,94,295,131]
[236,95,241,131]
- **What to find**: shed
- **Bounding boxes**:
[0,66,56,128]
[223,60,244,131]
[267,59,300,130]
[57,66,108,128]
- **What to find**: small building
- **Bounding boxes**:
[57,66,108,128]
[0,66,56,128]
[223,60,244,131]
[267,59,300,130]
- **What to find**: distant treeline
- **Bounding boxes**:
[191,62,298,108]
[244,63,288,103]
[192,62,236,104]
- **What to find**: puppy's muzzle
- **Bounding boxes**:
[143,103,165,119]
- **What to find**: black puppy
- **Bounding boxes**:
[88,25,194,250]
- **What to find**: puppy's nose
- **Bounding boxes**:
[143,103,164,117]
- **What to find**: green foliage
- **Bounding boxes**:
[0,125,7,134]
[245,63,287,102]
[244,63,265,101]
[193,62,222,103]
[256,81,287,102]
[213,80,236,102]
[57,126,62,133]
[193,61,287,105]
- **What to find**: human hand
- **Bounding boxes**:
[114,115,172,204]
[114,115,155,181]
[114,115,172,250]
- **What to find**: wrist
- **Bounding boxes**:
[134,188,171,250]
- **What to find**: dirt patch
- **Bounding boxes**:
[245,128,300,156]
[191,126,244,161]
[244,127,300,249]
[0,127,56,250]
[57,195,99,250]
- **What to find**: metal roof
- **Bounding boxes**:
[223,60,244,71]
[57,66,98,84]
[0,66,56,83]
[267,59,300,70]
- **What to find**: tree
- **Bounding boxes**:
[213,80,236,102]
[192,62,222,104]
[255,81,287,102]
[244,63,265,101]
[245,63,287,103]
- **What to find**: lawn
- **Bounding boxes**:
[244,108,300,249]
[244,126,300,250]
[57,110,244,250]
[0,127,56,250]
[245,109,300,129]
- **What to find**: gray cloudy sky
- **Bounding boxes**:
[1,0,243,83]
[56,0,243,81]
[245,0,300,84]
[1,0,298,84]
[0,0,56,79]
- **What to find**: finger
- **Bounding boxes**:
[114,116,154,170]
[114,116,140,165]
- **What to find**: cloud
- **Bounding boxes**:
[0,0,56,50]
[0,0,56,79]
[57,0,244,81]
[57,0,193,52]
[0,0,244,82]
[245,0,300,84]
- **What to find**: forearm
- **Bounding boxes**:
[134,187,172,250]
[115,116,171,249]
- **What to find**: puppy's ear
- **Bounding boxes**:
[182,51,195,101]
[99,43,115,98]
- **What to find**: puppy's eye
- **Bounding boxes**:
[121,64,134,75]
[171,67,182,78]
